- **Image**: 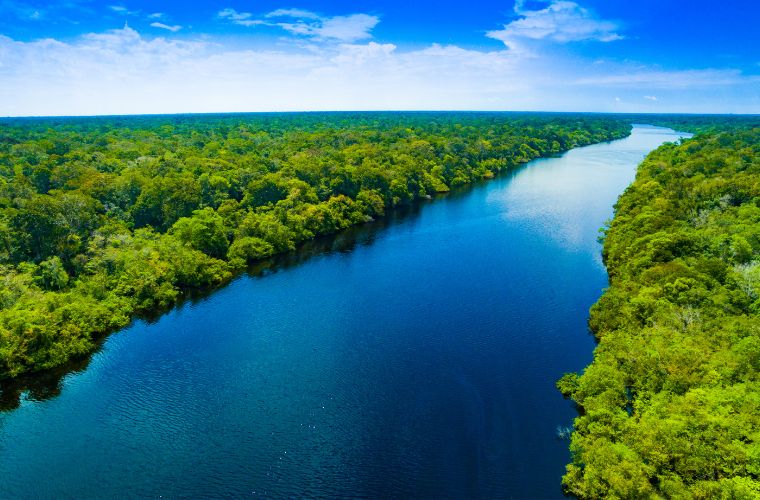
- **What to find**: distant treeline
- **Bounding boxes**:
[0,112,629,379]
[559,120,760,497]
[631,114,760,135]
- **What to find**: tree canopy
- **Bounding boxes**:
[559,124,760,498]
[0,112,630,380]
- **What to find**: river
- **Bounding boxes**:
[0,125,688,498]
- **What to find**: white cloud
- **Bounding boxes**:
[330,42,397,65]
[0,26,530,116]
[266,9,321,20]
[218,7,380,42]
[313,14,379,42]
[0,25,756,117]
[277,13,379,42]
[150,22,181,32]
[217,8,263,26]
[217,7,249,21]
[147,12,164,19]
[644,95,657,100]
[488,0,622,50]
[109,5,139,16]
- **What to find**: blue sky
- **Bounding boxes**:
[0,0,758,116]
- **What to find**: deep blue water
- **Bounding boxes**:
[0,125,687,499]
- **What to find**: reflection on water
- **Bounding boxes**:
[496,125,689,260]
[0,125,689,498]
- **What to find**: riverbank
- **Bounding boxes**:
[0,125,681,498]
[0,113,630,383]
[559,126,759,497]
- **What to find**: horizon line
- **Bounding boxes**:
[3,110,759,120]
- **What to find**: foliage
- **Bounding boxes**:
[0,112,630,379]
[559,127,760,497]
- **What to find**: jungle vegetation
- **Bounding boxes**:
[558,123,760,498]
[0,112,629,379]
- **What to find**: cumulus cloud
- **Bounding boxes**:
[644,95,657,100]
[488,0,622,50]
[0,26,529,116]
[218,7,380,42]
[0,24,756,116]
[150,22,181,32]
[147,12,164,19]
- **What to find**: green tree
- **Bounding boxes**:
[170,208,230,259]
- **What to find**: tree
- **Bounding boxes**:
[169,207,230,259]
[36,256,69,290]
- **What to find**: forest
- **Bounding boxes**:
[0,112,629,380]
[558,123,760,497]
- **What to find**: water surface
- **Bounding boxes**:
[0,125,688,498]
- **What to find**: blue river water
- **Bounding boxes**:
[0,125,687,498]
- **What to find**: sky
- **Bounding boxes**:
[0,0,758,116]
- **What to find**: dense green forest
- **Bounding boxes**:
[558,124,760,497]
[0,112,629,380]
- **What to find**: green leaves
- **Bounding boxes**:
[563,128,760,497]
[0,112,632,383]
[170,207,230,259]
[35,256,69,291]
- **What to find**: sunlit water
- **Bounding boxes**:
[0,126,688,498]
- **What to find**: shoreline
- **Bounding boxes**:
[0,127,632,408]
